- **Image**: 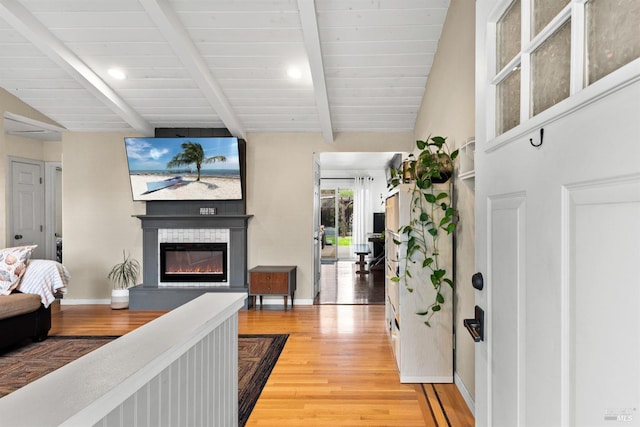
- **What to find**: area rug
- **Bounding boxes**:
[0,334,288,426]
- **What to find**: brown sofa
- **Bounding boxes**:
[0,291,51,350]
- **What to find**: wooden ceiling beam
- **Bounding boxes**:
[139,0,246,140]
[297,0,334,143]
[0,0,154,136]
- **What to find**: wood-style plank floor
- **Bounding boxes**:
[50,304,474,426]
[316,261,385,305]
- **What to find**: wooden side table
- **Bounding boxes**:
[249,266,297,310]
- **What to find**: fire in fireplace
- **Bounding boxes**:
[160,242,228,283]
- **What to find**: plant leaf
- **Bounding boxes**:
[436,293,445,304]
[424,193,437,203]
[432,304,441,312]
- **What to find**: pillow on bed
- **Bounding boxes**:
[0,245,37,296]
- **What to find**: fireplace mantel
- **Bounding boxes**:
[135,214,252,229]
[130,213,252,309]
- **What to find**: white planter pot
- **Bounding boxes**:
[111,289,130,309]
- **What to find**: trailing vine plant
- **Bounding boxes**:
[388,136,459,326]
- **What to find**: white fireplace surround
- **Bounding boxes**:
[158,228,230,287]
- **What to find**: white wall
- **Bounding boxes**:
[412,0,476,404]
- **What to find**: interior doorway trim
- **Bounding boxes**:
[45,161,62,261]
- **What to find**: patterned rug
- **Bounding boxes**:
[0,334,288,426]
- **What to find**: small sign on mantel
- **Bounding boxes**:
[199,207,217,215]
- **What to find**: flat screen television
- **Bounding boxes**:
[124,136,242,201]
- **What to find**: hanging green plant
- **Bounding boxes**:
[388,136,459,326]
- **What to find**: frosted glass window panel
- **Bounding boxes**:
[497,0,522,71]
[496,69,521,135]
[531,20,571,116]
[586,0,640,85]
[532,0,570,36]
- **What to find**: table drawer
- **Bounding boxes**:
[250,272,289,294]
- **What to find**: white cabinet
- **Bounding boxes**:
[385,184,453,383]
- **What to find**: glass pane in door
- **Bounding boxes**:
[321,189,337,261]
[337,188,354,260]
[586,0,640,85]
[531,20,571,116]
[497,0,522,71]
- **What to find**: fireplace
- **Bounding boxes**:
[160,242,228,283]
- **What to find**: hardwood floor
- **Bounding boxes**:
[316,261,385,305]
[50,304,473,426]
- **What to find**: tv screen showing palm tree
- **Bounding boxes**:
[124,137,242,201]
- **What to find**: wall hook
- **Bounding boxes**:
[530,128,544,147]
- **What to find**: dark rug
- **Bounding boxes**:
[0,334,288,426]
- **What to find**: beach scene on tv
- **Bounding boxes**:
[125,137,242,201]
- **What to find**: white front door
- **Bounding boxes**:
[10,158,45,259]
[475,1,640,425]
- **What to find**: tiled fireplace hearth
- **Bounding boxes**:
[130,210,252,310]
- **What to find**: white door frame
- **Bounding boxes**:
[45,161,62,261]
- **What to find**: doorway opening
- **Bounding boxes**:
[320,187,354,263]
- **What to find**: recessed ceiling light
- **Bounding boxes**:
[287,67,302,79]
[108,68,127,80]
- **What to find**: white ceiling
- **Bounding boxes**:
[0,0,450,143]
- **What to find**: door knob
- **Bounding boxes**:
[14,234,23,240]
[472,272,484,290]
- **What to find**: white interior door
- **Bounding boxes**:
[312,155,321,298]
[475,1,640,425]
[10,158,45,259]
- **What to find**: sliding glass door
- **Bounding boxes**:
[320,187,354,261]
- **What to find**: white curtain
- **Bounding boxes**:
[352,177,373,246]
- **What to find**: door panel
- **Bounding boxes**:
[488,194,526,426]
[11,160,45,259]
[568,179,640,426]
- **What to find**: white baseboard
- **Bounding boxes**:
[455,372,475,416]
[60,298,317,306]
[60,299,110,305]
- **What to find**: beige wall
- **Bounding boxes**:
[413,0,476,400]
[0,88,63,248]
[59,130,411,301]
[246,131,412,301]
[62,131,145,300]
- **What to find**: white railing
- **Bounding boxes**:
[0,293,247,427]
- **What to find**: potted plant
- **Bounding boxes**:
[388,136,459,326]
[107,250,140,309]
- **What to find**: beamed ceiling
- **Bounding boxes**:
[0,0,450,142]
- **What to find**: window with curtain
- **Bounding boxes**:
[352,177,373,246]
